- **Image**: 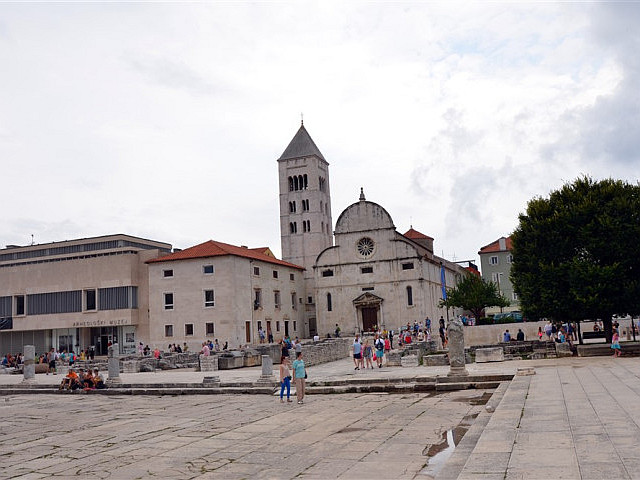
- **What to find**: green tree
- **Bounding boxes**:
[511,176,640,342]
[440,273,510,320]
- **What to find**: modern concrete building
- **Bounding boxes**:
[313,190,466,336]
[0,234,172,355]
[146,240,305,350]
[478,236,520,315]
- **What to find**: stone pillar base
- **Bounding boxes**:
[106,377,123,386]
[256,374,276,385]
[447,366,469,377]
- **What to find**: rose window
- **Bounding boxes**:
[357,237,375,257]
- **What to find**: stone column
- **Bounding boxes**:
[446,317,469,377]
[106,344,122,385]
[22,345,36,383]
[256,355,275,385]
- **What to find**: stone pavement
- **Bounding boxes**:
[2,356,640,479]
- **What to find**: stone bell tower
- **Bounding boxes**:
[277,121,333,335]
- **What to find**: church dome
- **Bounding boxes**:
[334,189,395,234]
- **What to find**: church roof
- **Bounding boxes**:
[278,123,326,162]
[147,240,304,270]
[403,227,433,241]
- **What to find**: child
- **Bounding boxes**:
[611,328,621,357]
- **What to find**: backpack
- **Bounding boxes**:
[376,339,384,351]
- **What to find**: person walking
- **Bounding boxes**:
[352,335,362,370]
[611,328,621,357]
[363,340,373,369]
[374,334,385,368]
[279,356,292,403]
[292,351,306,404]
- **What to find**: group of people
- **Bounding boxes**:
[0,352,22,368]
[278,351,306,404]
[352,333,391,370]
[538,321,577,344]
[258,327,274,344]
[59,367,105,391]
[503,328,526,342]
[200,339,228,356]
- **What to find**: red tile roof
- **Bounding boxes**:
[147,240,304,270]
[403,228,434,240]
[478,236,512,254]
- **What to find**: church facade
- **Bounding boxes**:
[277,124,466,337]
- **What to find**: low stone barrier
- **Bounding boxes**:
[475,347,504,363]
[424,354,449,366]
[288,338,351,367]
[401,355,419,367]
[199,355,219,372]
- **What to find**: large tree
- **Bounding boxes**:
[511,176,640,342]
[440,273,510,320]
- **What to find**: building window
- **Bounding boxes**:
[492,273,502,283]
[206,322,214,335]
[164,325,173,337]
[322,269,334,277]
[185,324,194,336]
[357,237,375,257]
[293,321,297,331]
[203,265,214,275]
[361,267,373,274]
[490,256,499,265]
[303,220,311,232]
[402,262,414,270]
[362,287,374,292]
[507,254,513,263]
[327,293,332,312]
[302,199,309,211]
[164,293,174,310]
[273,270,278,279]
[291,292,296,309]
[289,201,296,213]
[289,273,295,281]
[274,291,281,308]
[406,286,413,306]
[14,295,25,316]
[513,292,519,300]
[163,269,174,278]
[84,289,97,311]
[254,289,261,309]
[307,296,313,304]
[276,321,280,332]
[204,290,215,308]
[254,266,260,276]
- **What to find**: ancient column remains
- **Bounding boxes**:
[22,345,36,383]
[447,317,469,377]
[106,343,122,385]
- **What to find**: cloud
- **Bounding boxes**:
[127,56,218,96]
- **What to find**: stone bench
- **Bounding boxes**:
[475,347,504,363]
[424,354,449,366]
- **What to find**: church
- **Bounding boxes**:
[277,123,466,337]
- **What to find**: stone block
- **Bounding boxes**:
[199,355,219,372]
[123,360,139,373]
[401,355,419,367]
[475,347,504,363]
[386,350,402,366]
[424,354,449,366]
[218,352,245,369]
[555,342,573,357]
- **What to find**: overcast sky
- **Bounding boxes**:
[1,2,639,267]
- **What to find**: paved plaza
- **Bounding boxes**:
[2,356,640,479]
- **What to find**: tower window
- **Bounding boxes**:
[289,201,296,213]
[290,222,297,233]
[303,174,308,189]
[406,286,413,306]
[361,267,373,274]
[322,269,334,277]
[402,262,414,270]
[288,177,294,191]
[302,199,309,211]
[327,293,332,312]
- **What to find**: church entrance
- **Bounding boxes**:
[362,307,378,332]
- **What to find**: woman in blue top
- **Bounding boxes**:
[292,351,306,404]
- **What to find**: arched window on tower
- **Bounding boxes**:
[406,286,413,306]
[303,174,308,189]
[327,293,332,312]
[288,177,293,191]
[293,176,299,191]
[306,220,310,232]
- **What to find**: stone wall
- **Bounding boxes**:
[289,338,351,367]
[463,321,547,346]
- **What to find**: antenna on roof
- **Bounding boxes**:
[301,112,304,126]
[31,234,35,246]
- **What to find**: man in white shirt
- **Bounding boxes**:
[352,335,362,370]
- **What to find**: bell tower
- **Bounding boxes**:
[278,121,333,335]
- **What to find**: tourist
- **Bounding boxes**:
[545,321,553,340]
[292,351,306,404]
[388,330,394,349]
[417,329,425,342]
[384,335,391,354]
[294,337,302,355]
[335,323,341,338]
[374,335,385,368]
[223,341,228,350]
[425,317,432,333]
[82,369,95,389]
[538,327,543,341]
[517,329,525,341]
[47,348,56,375]
[214,339,221,352]
[138,342,144,356]
[363,340,373,369]
[281,339,290,359]
[268,329,274,343]
[259,327,265,344]
[611,328,621,357]
[503,330,511,342]
[279,356,292,403]
[352,335,362,370]
[153,347,161,359]
[201,342,210,356]
[93,368,105,389]
[438,324,446,348]
[183,342,189,352]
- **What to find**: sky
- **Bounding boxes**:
[1,2,639,267]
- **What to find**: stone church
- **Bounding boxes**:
[277,123,465,337]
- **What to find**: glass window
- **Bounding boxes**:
[206,322,214,335]
[84,289,97,311]
[322,269,334,277]
[254,289,261,309]
[273,270,278,279]
[15,295,25,316]
[164,293,174,310]
[203,265,214,275]
[406,286,413,306]
[402,262,414,270]
[490,256,499,265]
[327,293,332,312]
[274,291,281,308]
[185,324,194,336]
[291,292,296,309]
[163,269,173,278]
[164,325,173,337]
[361,267,373,274]
[254,266,260,276]
[290,273,294,281]
[204,290,214,308]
